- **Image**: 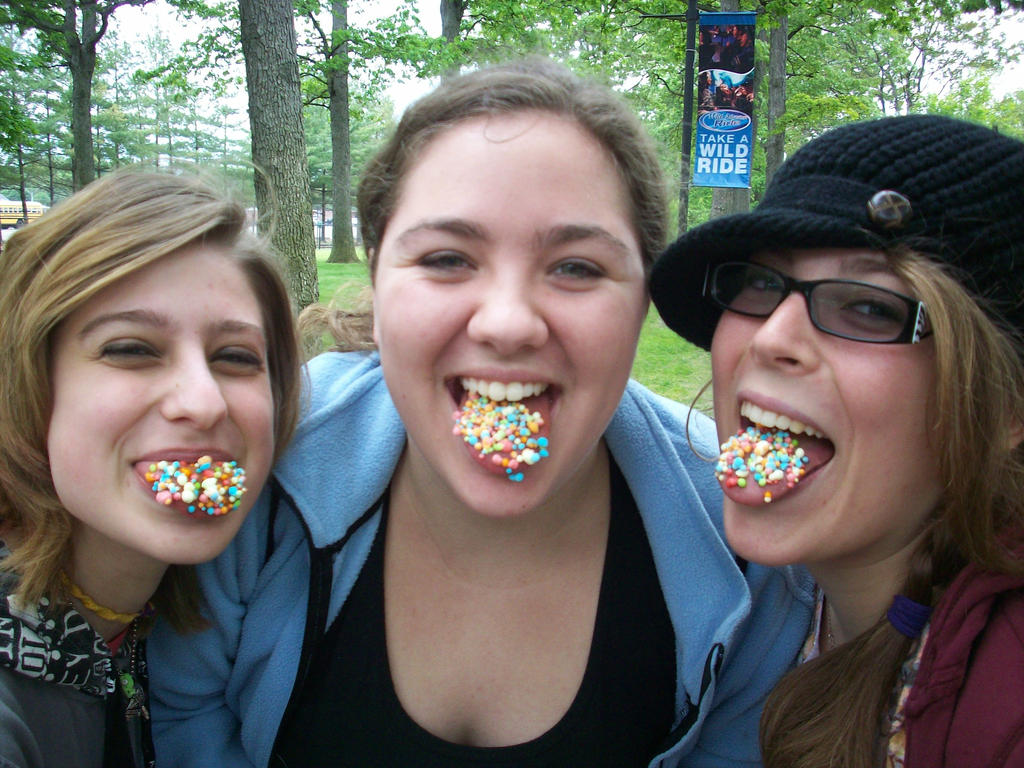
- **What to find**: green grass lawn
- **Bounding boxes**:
[313,249,710,406]
[317,257,372,309]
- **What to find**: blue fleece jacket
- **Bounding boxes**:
[148,351,813,767]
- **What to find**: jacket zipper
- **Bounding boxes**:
[649,642,725,766]
[267,486,385,766]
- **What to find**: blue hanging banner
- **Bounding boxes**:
[693,11,756,188]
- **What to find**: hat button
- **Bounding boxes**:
[867,189,912,230]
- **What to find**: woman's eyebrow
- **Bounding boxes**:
[541,223,632,256]
[841,254,897,279]
[395,218,488,245]
[77,309,166,338]
[767,250,897,278]
[78,311,264,341]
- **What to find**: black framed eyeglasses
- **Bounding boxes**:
[704,261,930,344]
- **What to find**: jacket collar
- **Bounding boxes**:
[0,572,113,697]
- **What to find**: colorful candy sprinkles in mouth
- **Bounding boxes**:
[453,396,549,482]
[145,456,247,516]
[716,426,809,503]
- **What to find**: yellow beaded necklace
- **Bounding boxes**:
[60,572,153,624]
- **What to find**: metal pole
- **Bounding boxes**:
[641,6,700,235]
[679,0,699,234]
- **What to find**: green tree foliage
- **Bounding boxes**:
[780,1,1023,136]
[295,0,430,263]
[923,75,1024,136]
[5,0,1023,270]
[305,103,333,246]
[1,18,254,212]
[0,42,34,154]
[0,40,35,234]
[298,0,358,263]
[0,30,72,206]
[304,73,396,251]
[0,0,154,189]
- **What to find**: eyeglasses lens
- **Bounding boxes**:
[809,283,909,342]
[709,263,913,343]
[711,263,784,316]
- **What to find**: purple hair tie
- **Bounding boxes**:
[887,595,932,638]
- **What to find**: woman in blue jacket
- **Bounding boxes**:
[147,57,812,768]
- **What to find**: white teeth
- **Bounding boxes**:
[461,378,548,402]
[489,381,507,401]
[740,402,824,438]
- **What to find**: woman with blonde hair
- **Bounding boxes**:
[651,114,1024,767]
[0,169,302,767]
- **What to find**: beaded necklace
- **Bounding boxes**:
[60,572,154,624]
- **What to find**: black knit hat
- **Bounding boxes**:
[649,114,1024,350]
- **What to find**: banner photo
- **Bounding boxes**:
[693,11,756,188]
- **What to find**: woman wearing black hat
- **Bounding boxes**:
[650,114,1024,768]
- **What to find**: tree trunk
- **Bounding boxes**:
[439,0,465,79]
[238,0,318,310]
[327,0,357,264]
[710,0,749,219]
[44,98,55,202]
[166,115,173,165]
[47,137,56,204]
[765,14,787,188]
[65,1,98,190]
[440,0,464,43]
[17,144,28,221]
[710,186,749,218]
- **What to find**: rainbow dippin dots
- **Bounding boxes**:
[715,426,809,503]
[453,396,549,482]
[145,456,247,516]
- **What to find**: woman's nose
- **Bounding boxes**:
[748,292,821,372]
[465,272,549,355]
[158,354,229,429]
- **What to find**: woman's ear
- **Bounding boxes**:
[1009,420,1024,451]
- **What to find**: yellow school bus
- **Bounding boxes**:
[0,198,47,228]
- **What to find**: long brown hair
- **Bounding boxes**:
[0,168,303,631]
[760,250,1024,768]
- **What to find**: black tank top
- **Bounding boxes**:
[273,461,675,767]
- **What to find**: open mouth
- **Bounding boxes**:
[140,456,247,517]
[450,378,553,482]
[459,378,548,402]
[716,402,835,505]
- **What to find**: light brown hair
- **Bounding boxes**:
[0,168,303,631]
[759,250,1024,768]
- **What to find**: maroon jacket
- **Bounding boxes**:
[904,559,1024,768]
